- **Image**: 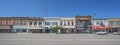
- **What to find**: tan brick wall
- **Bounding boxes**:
[108,18,120,27]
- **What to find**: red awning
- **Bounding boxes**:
[92,26,110,29]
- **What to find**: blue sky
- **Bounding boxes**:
[0,0,120,18]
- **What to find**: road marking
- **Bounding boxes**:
[0,39,120,41]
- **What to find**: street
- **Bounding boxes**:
[0,33,120,45]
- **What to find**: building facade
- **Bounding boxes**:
[92,18,109,33]
[28,17,44,33]
[0,16,120,33]
[75,16,92,33]
[59,17,75,33]
[0,17,14,33]
[108,18,120,33]
[44,17,60,33]
[12,17,29,33]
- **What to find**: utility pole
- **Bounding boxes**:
[45,0,48,17]
[45,4,48,17]
[93,13,96,18]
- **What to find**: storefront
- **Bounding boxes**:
[92,26,110,33]
[13,25,28,33]
[92,18,110,33]
[29,29,43,33]
[60,28,75,33]
[75,16,92,33]
[108,18,120,33]
[44,17,60,33]
[0,26,12,33]
[44,27,50,33]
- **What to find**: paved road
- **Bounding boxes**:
[0,33,120,45]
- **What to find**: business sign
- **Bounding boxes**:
[78,18,89,20]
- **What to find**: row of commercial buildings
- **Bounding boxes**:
[0,15,120,33]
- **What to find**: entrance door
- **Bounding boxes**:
[69,29,74,33]
[45,30,50,33]
[38,29,43,33]
[22,29,27,32]
[16,29,20,33]
[77,30,81,33]
[60,30,66,33]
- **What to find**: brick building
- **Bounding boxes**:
[0,17,14,33]
[75,15,92,33]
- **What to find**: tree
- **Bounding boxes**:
[51,26,62,30]
[50,26,62,34]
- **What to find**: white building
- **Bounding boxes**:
[44,17,60,33]
[60,17,75,33]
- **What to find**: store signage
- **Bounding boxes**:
[92,26,110,29]
[78,18,89,20]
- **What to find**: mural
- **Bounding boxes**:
[96,20,105,26]
[92,19,109,29]
[92,20,108,26]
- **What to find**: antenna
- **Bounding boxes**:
[45,0,48,17]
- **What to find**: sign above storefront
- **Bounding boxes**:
[92,26,110,29]
[78,18,89,20]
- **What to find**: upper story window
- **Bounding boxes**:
[16,21,20,25]
[116,21,120,26]
[20,20,22,25]
[21,21,25,25]
[110,21,114,26]
[45,22,50,25]
[71,21,74,25]
[68,22,70,25]
[60,22,62,25]
[29,21,32,25]
[39,22,42,25]
[15,21,19,25]
[64,21,67,25]
[17,22,19,25]
[52,22,58,25]
[34,21,37,25]
[14,21,17,25]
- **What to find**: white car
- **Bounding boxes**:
[113,31,120,35]
[96,30,107,35]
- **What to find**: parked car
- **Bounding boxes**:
[113,31,120,35]
[96,30,107,35]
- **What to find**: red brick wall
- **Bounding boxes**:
[0,19,14,25]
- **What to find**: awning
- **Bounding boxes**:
[0,26,11,29]
[13,25,28,29]
[77,28,90,29]
[92,26,110,29]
